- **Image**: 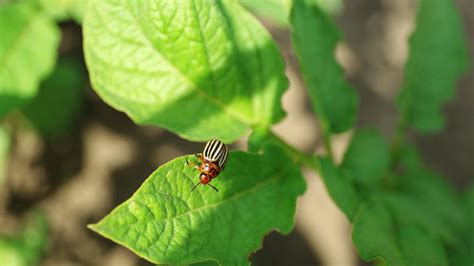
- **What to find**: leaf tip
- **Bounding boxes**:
[86,223,100,233]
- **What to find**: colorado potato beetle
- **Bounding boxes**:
[187,139,229,192]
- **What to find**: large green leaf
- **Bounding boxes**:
[319,157,360,221]
[342,128,390,184]
[83,0,287,142]
[22,58,85,137]
[89,147,305,265]
[397,0,468,133]
[0,126,9,185]
[290,0,357,133]
[0,1,60,118]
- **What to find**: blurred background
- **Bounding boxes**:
[0,0,472,265]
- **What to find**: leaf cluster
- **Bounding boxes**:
[83,0,471,265]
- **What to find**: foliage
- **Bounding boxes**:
[288,0,469,265]
[84,0,470,264]
[0,0,470,265]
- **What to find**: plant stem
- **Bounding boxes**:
[390,115,407,166]
[269,131,320,172]
[321,128,334,161]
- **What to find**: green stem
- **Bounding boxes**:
[321,128,334,161]
[390,115,407,167]
[269,131,320,172]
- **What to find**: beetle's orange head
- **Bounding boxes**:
[200,173,210,184]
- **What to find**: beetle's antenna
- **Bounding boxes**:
[191,181,201,192]
[208,183,219,192]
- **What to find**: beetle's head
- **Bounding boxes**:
[200,173,210,184]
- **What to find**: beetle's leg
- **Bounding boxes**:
[186,157,200,170]
[191,181,201,192]
[208,183,219,192]
[185,158,196,167]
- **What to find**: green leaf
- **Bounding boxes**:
[22,58,85,137]
[290,0,357,133]
[319,157,360,221]
[398,169,465,235]
[240,0,291,27]
[353,201,406,266]
[0,1,60,118]
[397,0,469,133]
[397,145,424,173]
[84,0,287,142]
[383,192,458,244]
[0,126,10,185]
[342,128,390,184]
[399,225,448,266]
[89,147,305,265]
[0,212,49,266]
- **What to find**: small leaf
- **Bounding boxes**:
[22,58,85,137]
[399,225,448,266]
[397,0,469,133]
[0,126,10,185]
[290,0,357,133]
[89,148,305,265]
[353,201,406,266]
[319,157,360,221]
[342,128,390,184]
[0,1,60,118]
[84,0,287,142]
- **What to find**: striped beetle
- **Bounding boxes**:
[186,139,229,192]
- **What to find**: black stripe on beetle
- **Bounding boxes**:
[187,139,229,192]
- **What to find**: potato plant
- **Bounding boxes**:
[0,0,472,265]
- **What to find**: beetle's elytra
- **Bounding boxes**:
[187,139,229,192]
